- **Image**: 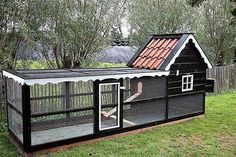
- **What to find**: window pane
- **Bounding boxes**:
[183,77,187,83]
[188,77,192,82]
[183,84,187,89]
[187,83,192,89]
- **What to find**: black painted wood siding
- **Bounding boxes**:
[167,42,207,97]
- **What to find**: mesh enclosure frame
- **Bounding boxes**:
[5,75,205,153]
[6,78,24,147]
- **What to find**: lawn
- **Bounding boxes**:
[0,92,236,157]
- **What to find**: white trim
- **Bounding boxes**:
[182,74,193,92]
[2,71,25,85]
[165,34,213,71]
[99,83,120,131]
[176,70,179,76]
[2,70,170,85]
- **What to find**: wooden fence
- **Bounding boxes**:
[207,64,236,93]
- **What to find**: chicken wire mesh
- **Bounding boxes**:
[30,81,94,145]
[6,78,23,143]
[168,93,204,119]
[30,81,93,115]
[123,77,166,102]
[123,99,166,128]
[31,110,94,145]
[8,106,23,142]
[122,77,166,128]
[7,78,22,112]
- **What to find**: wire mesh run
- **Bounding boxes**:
[7,78,22,112]
[30,81,93,115]
[8,106,23,142]
[31,110,94,146]
[122,77,166,128]
[123,99,166,128]
[168,93,204,118]
[123,77,166,102]
[30,80,94,145]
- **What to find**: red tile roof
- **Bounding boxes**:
[132,38,179,69]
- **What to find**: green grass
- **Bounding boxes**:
[1,92,236,157]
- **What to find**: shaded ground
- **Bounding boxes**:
[0,92,236,157]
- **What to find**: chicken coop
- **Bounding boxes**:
[3,33,213,154]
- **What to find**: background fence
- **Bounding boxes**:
[0,64,236,131]
[206,64,236,93]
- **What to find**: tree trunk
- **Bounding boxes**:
[217,50,225,66]
[234,48,236,64]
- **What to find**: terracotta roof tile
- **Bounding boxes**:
[159,49,171,59]
[132,37,180,69]
[146,39,156,48]
[155,39,166,48]
[141,58,152,68]
[139,48,149,57]
[160,39,172,49]
[132,56,142,66]
[150,59,164,69]
[153,48,165,58]
[135,57,146,67]
[146,58,158,69]
[167,39,178,49]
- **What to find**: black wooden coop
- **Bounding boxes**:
[3,33,213,153]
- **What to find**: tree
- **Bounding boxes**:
[0,0,29,69]
[188,0,236,64]
[191,0,236,65]
[128,0,192,45]
[25,0,127,69]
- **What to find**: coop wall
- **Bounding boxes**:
[167,42,207,117]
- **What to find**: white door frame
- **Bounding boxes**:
[99,82,120,131]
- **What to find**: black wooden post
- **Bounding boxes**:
[93,80,99,134]
[65,82,71,118]
[119,78,123,129]
[165,77,169,120]
[22,84,31,152]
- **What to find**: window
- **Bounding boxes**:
[182,75,193,92]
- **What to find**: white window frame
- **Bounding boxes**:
[182,75,193,92]
[99,82,120,131]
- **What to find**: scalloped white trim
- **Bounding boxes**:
[165,34,213,71]
[3,70,170,85]
[2,71,25,85]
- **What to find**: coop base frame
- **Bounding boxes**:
[9,112,204,156]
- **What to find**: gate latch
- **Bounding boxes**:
[120,86,126,90]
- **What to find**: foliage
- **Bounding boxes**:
[15,60,126,70]
[24,0,127,69]
[0,0,29,70]
[0,92,236,156]
[128,0,192,45]
[128,0,236,65]
[190,0,236,65]
[0,0,127,70]
[16,60,49,69]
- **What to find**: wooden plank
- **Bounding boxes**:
[206,64,236,93]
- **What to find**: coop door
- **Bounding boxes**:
[99,82,120,131]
